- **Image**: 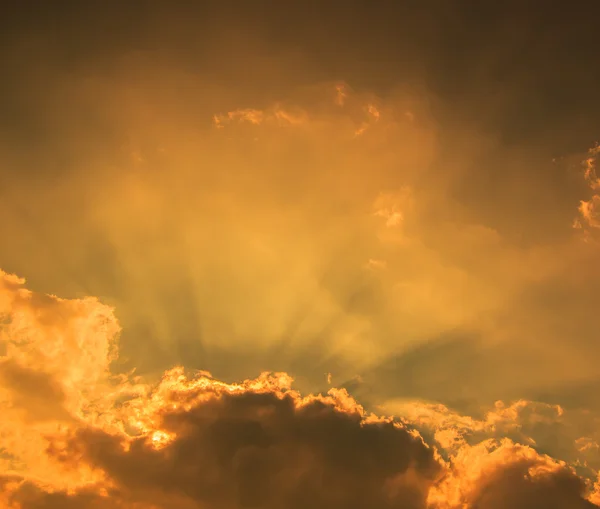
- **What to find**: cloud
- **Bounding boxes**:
[366,258,388,271]
[7,73,567,396]
[1,3,600,507]
[1,49,600,508]
[577,196,600,230]
[213,108,265,127]
[373,187,414,228]
[429,439,597,509]
[574,145,600,232]
[383,397,577,456]
[213,105,308,129]
[1,271,600,508]
[0,269,121,419]
[0,269,126,488]
[46,376,440,509]
[334,83,348,106]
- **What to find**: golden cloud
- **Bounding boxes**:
[1,271,600,508]
[575,145,600,232]
[3,78,597,423]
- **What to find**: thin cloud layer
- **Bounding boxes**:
[1,271,600,508]
[2,76,600,426]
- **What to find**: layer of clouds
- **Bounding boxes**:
[1,270,600,508]
[2,4,600,507]
[1,70,600,416]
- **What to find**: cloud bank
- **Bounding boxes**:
[1,269,600,509]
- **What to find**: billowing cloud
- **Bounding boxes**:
[1,272,600,508]
[0,270,126,488]
[382,397,600,473]
[429,439,597,509]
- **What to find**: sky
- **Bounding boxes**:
[1,1,600,507]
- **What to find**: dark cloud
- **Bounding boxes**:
[472,461,597,509]
[3,478,116,509]
[1,374,597,509]
[466,458,596,509]
[47,386,440,509]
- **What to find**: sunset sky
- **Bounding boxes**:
[1,2,600,508]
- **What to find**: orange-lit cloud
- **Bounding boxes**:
[213,105,308,129]
[1,271,600,508]
[428,439,596,509]
[575,145,600,231]
[382,397,598,470]
[334,83,348,106]
[373,187,414,228]
[0,269,127,489]
[3,77,599,418]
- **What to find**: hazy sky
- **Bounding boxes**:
[1,2,600,508]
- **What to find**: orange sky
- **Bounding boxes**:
[1,2,600,508]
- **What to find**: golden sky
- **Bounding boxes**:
[1,2,600,508]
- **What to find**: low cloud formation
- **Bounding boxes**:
[1,270,599,508]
